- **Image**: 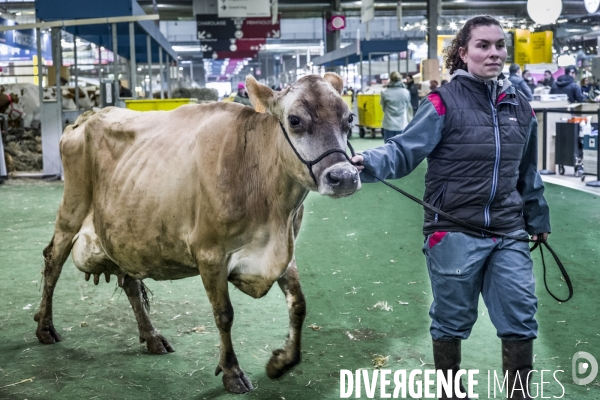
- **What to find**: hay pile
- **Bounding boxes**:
[2,128,43,172]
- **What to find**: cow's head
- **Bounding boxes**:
[246,73,361,198]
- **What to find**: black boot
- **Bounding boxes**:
[502,339,534,400]
[433,339,470,400]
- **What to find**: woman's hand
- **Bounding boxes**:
[532,232,548,242]
[351,154,364,171]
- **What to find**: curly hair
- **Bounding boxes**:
[443,15,503,75]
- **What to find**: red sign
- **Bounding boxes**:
[239,16,280,39]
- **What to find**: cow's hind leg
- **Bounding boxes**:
[200,259,253,394]
[35,205,90,343]
[266,258,306,379]
[34,234,70,344]
[121,275,174,354]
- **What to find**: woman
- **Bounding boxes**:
[380,71,411,142]
[351,15,549,400]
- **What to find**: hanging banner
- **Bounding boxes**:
[217,0,270,18]
[530,31,553,64]
[514,29,531,66]
[197,14,280,40]
[361,0,374,24]
[0,17,52,61]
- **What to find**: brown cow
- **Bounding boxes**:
[34,73,360,393]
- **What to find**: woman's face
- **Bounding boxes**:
[459,24,507,80]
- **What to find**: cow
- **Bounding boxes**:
[0,83,38,128]
[34,73,360,393]
[0,91,25,126]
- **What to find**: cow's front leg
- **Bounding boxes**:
[266,258,306,379]
[121,275,174,354]
[199,261,253,393]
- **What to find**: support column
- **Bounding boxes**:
[74,36,79,109]
[36,27,43,105]
[159,46,164,99]
[325,0,341,73]
[147,35,152,98]
[129,22,137,99]
[190,61,194,86]
[167,56,172,99]
[427,0,440,59]
[52,27,62,107]
[112,22,119,100]
[424,0,441,82]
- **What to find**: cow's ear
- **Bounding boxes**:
[246,75,273,113]
[324,72,343,95]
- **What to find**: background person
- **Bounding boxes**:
[522,69,536,93]
[508,64,533,101]
[541,70,555,87]
[380,71,411,142]
[351,15,549,399]
[119,80,132,98]
[405,74,420,113]
[233,82,252,106]
[550,65,585,103]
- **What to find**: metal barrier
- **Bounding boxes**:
[0,113,8,182]
[534,108,600,188]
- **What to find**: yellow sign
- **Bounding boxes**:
[530,31,553,64]
[437,35,454,57]
[514,29,531,66]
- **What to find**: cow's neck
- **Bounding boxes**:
[235,111,309,219]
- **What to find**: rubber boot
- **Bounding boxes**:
[433,339,470,400]
[502,339,534,400]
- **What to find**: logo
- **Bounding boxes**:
[572,351,598,386]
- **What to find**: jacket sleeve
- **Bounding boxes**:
[520,81,533,101]
[516,115,551,235]
[359,95,444,183]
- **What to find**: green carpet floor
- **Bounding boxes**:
[0,137,598,399]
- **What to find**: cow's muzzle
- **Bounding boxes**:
[319,163,361,198]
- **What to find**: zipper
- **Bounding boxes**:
[430,183,446,222]
[485,89,501,228]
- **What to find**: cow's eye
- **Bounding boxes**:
[288,115,300,127]
[348,114,354,124]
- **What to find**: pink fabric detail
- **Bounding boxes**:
[429,231,448,249]
[531,109,536,117]
[492,237,497,243]
[428,93,446,116]
[497,92,506,105]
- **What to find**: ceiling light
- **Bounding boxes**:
[527,0,562,25]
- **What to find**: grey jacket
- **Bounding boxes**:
[360,70,550,236]
[508,73,533,101]
[380,82,411,131]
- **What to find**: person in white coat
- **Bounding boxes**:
[380,71,411,142]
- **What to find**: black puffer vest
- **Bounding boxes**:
[423,75,533,236]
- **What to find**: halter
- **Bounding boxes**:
[279,121,355,186]
[6,94,23,120]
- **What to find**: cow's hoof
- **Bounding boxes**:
[216,366,253,393]
[35,325,62,344]
[141,334,175,354]
[266,348,300,379]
